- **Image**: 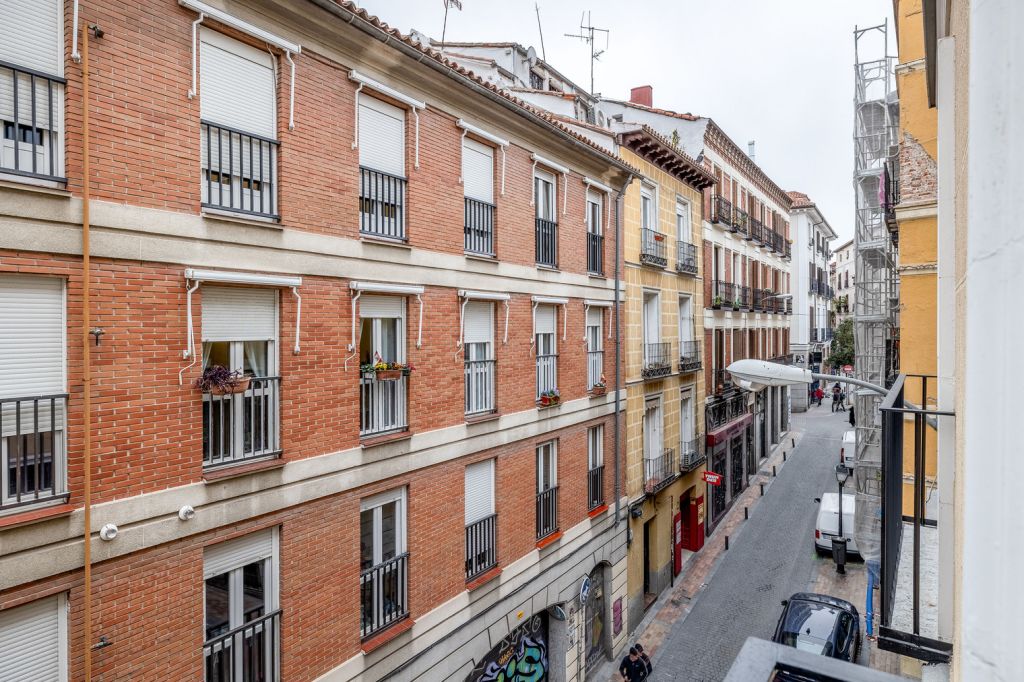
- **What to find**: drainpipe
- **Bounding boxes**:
[81,26,94,682]
[613,175,633,525]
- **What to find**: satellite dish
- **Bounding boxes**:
[526,45,537,66]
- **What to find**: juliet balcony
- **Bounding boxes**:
[644,448,677,495]
[679,340,702,373]
[676,240,698,275]
[642,342,672,380]
[640,228,669,268]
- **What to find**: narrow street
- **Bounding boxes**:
[653,404,856,680]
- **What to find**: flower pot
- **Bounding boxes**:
[210,376,251,395]
[539,395,551,406]
[375,369,402,381]
[590,385,606,396]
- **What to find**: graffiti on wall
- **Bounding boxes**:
[467,612,549,682]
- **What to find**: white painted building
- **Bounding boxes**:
[830,238,855,327]
[787,191,837,411]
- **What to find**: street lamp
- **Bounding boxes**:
[834,463,852,574]
[725,359,887,395]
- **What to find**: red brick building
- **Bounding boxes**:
[0,1,633,679]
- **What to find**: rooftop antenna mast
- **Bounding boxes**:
[535,3,547,62]
[565,11,609,95]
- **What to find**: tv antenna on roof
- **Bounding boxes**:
[565,11,609,95]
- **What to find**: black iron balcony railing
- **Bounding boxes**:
[679,340,702,373]
[0,393,68,511]
[587,231,604,275]
[810,328,819,343]
[784,241,792,260]
[202,377,281,469]
[587,349,604,391]
[203,609,281,682]
[360,166,407,241]
[732,207,750,238]
[711,280,736,309]
[676,240,698,275]
[465,359,496,416]
[1,60,65,182]
[360,374,408,437]
[737,285,751,311]
[712,195,734,226]
[588,465,604,510]
[465,513,497,580]
[361,553,409,638]
[752,288,766,311]
[749,217,765,244]
[536,486,558,539]
[706,392,747,430]
[202,121,279,219]
[712,368,732,394]
[642,342,672,379]
[772,231,784,253]
[535,218,558,267]
[644,448,676,494]
[464,197,495,256]
[640,228,669,267]
[679,438,705,472]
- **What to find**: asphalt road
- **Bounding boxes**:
[653,405,852,681]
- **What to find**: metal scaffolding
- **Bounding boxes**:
[852,22,899,567]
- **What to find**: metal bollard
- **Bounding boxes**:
[791,438,796,448]
[725,536,729,551]
[783,451,787,462]
[760,483,765,496]
[744,506,749,520]
[772,465,777,477]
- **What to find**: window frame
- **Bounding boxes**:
[676,198,691,242]
[360,487,408,569]
[536,440,558,493]
[534,168,557,222]
[588,424,604,470]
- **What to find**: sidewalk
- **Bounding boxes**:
[594,430,802,681]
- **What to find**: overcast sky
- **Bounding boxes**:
[357,0,895,243]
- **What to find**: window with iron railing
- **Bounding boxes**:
[676,240,698,275]
[359,313,409,437]
[535,172,558,267]
[640,228,668,267]
[464,197,495,256]
[588,425,604,510]
[536,441,558,539]
[361,490,408,638]
[587,192,604,275]
[201,122,279,219]
[712,195,733,225]
[465,514,496,579]
[1,394,68,512]
[679,340,702,373]
[360,166,407,241]
[0,60,65,182]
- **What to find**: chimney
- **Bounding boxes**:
[630,85,653,108]
[748,140,756,162]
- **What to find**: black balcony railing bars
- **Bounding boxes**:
[361,553,409,638]
[465,514,497,580]
[737,285,751,310]
[712,368,732,393]
[732,207,750,237]
[536,486,558,539]
[202,377,281,469]
[712,280,735,308]
[1,61,65,181]
[464,197,495,256]
[679,438,705,471]
[535,218,558,267]
[643,342,672,379]
[360,166,407,240]
[0,394,68,511]
[203,609,281,682]
[640,228,668,267]
[706,393,747,430]
[587,231,604,275]
[588,465,604,510]
[676,240,698,275]
[679,340,702,372]
[749,217,765,244]
[202,121,279,219]
[712,195,733,225]
[644,448,676,493]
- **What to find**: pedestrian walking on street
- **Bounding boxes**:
[831,384,841,412]
[838,390,847,411]
[814,387,824,406]
[849,406,856,427]
[620,647,647,681]
[636,643,654,677]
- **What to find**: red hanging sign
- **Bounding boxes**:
[703,471,723,486]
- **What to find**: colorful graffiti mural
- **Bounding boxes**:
[467,612,549,682]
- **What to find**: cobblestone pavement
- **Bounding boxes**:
[596,405,864,681]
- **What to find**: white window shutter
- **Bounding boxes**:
[586,307,602,329]
[464,459,494,524]
[201,286,277,342]
[359,96,405,177]
[464,301,493,345]
[0,594,63,681]
[0,0,62,76]
[0,275,64,399]
[462,138,494,203]
[535,305,556,336]
[359,294,403,319]
[199,29,276,139]
[204,528,275,579]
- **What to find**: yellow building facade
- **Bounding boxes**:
[616,128,716,631]
[894,0,939,515]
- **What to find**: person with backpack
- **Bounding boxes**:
[619,647,647,681]
[635,643,654,677]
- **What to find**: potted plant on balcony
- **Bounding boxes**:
[712,295,723,309]
[195,365,250,395]
[732,297,742,310]
[361,352,414,381]
[590,374,607,396]
[539,389,560,407]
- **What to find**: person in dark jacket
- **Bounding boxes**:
[635,643,654,676]
[849,406,856,427]
[619,647,646,681]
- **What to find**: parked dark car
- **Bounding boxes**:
[772,593,861,663]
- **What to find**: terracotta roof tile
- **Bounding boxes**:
[786,191,816,209]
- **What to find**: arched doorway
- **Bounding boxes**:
[584,565,607,674]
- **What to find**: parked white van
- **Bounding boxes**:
[814,492,858,556]
[840,430,856,467]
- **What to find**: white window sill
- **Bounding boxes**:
[536,264,560,273]
[360,235,412,250]
[0,174,69,196]
[465,252,498,263]
[201,208,282,228]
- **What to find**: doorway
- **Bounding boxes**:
[643,519,655,610]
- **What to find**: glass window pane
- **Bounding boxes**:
[205,572,231,640]
[204,341,230,369]
[242,341,268,376]
[379,319,398,362]
[360,319,374,364]
[380,501,397,561]
[241,561,266,623]
[360,509,374,569]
